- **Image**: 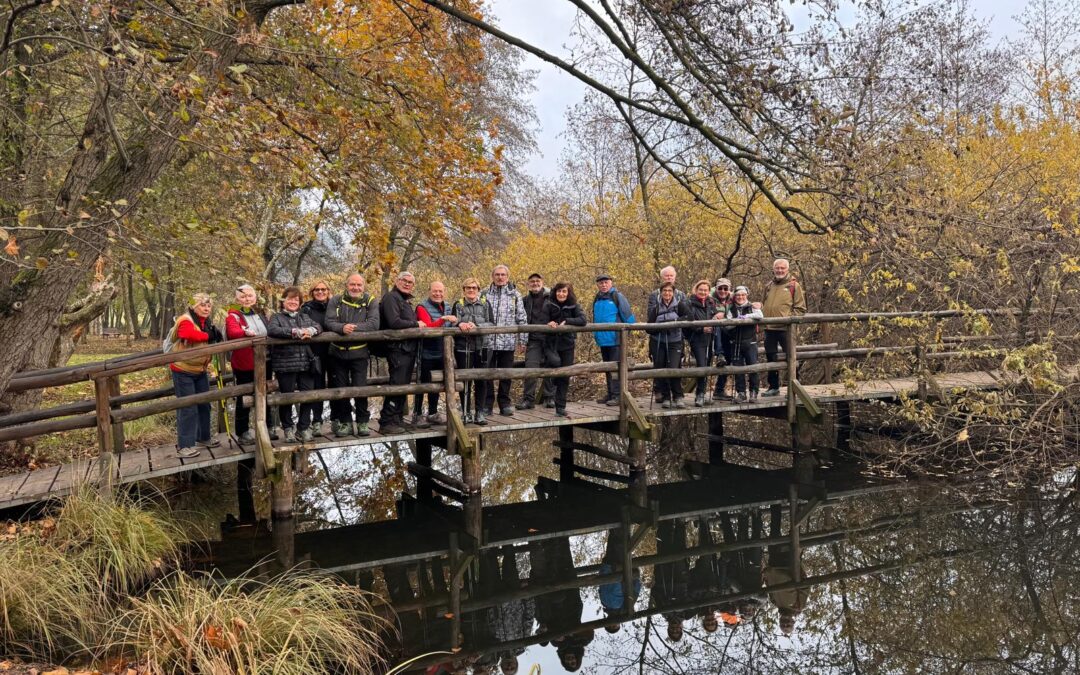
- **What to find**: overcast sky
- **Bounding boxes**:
[487,0,1025,180]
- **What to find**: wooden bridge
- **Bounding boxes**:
[0,308,1018,514]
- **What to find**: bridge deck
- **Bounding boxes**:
[0,369,1001,510]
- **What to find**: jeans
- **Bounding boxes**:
[455,348,489,414]
[732,337,759,393]
[380,347,416,423]
[600,344,621,400]
[412,356,443,416]
[172,370,210,449]
[522,339,555,403]
[483,349,515,412]
[276,370,316,430]
[328,356,370,424]
[764,330,787,390]
[653,340,684,400]
[689,333,711,395]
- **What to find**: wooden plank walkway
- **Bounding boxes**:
[0,369,1002,511]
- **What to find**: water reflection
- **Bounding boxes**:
[200,426,1079,674]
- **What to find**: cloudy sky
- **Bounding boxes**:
[487,0,1025,180]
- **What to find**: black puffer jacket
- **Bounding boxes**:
[685,295,717,343]
[324,292,380,360]
[301,299,329,360]
[451,297,494,352]
[543,299,587,351]
[267,311,321,373]
[379,287,418,353]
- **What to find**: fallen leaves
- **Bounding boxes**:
[3,237,18,257]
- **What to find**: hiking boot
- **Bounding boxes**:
[749,391,759,403]
[333,420,351,438]
[546,400,557,409]
[660,399,673,409]
[516,401,535,410]
[474,412,488,426]
[175,447,200,459]
[427,413,446,425]
[605,397,619,406]
[379,420,406,435]
[299,428,314,443]
[197,437,221,449]
[715,391,733,402]
[555,408,569,418]
[283,428,297,443]
[238,430,256,445]
[674,397,687,409]
[762,388,781,397]
[500,406,515,417]
[596,396,612,405]
[736,392,748,403]
[411,414,432,429]
[268,426,281,441]
[356,422,370,437]
[694,394,705,407]
[463,411,474,424]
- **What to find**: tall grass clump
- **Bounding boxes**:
[54,487,189,595]
[117,571,389,674]
[0,530,97,658]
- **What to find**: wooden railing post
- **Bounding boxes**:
[106,375,124,454]
[252,342,276,478]
[821,322,833,385]
[443,335,457,454]
[785,323,798,424]
[93,375,115,495]
[618,325,630,438]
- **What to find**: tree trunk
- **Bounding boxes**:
[144,284,161,339]
[124,263,142,340]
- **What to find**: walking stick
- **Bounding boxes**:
[214,354,232,437]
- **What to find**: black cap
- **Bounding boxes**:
[595,273,612,282]
[527,272,543,281]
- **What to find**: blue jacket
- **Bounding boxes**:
[592,288,636,347]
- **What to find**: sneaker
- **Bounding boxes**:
[661,399,673,409]
[500,406,515,417]
[411,414,432,429]
[762,388,781,397]
[480,408,493,417]
[703,393,713,404]
[427,413,446,425]
[694,394,705,408]
[379,420,406,435]
[596,396,612,405]
[175,446,200,459]
[283,428,297,443]
[463,411,474,424]
[268,426,281,441]
[474,412,488,426]
[299,428,314,442]
[238,430,256,445]
[333,420,351,438]
[516,401,535,410]
[197,437,222,449]
[715,392,733,402]
[605,397,619,407]
[356,422,370,436]
[555,408,569,418]
[545,401,556,409]
[736,392,748,403]
[674,398,687,409]
[749,391,759,403]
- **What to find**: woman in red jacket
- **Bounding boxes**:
[170,293,223,458]
[225,284,270,445]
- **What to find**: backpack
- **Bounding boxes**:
[162,324,179,354]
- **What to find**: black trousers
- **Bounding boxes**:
[654,340,684,399]
[764,330,787,390]
[600,344,621,400]
[714,332,734,397]
[552,348,575,409]
[276,370,316,430]
[310,354,329,423]
[483,349,515,412]
[455,347,489,414]
[522,339,555,402]
[732,337,759,393]
[232,368,273,436]
[689,333,711,395]
[328,356,370,424]
[412,356,442,416]
[380,347,416,423]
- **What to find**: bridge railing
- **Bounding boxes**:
[0,308,1022,492]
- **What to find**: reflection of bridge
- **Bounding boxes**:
[207,457,994,670]
[0,308,1014,512]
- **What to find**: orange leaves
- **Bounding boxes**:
[3,236,18,257]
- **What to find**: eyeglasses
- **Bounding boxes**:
[312,287,329,293]
[463,285,479,290]
[717,286,729,290]
[399,279,415,285]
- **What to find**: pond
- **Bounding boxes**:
[186,415,1079,674]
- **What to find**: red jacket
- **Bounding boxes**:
[225,308,266,371]
[169,314,210,373]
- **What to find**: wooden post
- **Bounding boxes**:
[462,435,483,543]
[443,335,457,454]
[93,376,115,495]
[252,343,275,478]
[558,426,575,482]
[707,412,724,464]
[786,325,800,451]
[272,513,296,571]
[415,439,434,502]
[618,326,630,438]
[106,375,125,454]
[271,455,294,521]
[821,323,833,384]
[788,482,802,583]
[448,531,463,649]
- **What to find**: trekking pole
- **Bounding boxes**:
[214,354,232,437]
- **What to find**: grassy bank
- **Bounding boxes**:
[0,490,387,673]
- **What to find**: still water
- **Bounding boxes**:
[195,419,1080,674]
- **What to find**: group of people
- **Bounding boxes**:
[164,259,805,457]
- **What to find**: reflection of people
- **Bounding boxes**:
[598,526,642,628]
[764,504,808,634]
[482,547,534,674]
[652,519,690,642]
[688,517,726,633]
[721,509,767,619]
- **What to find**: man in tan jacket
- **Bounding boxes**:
[762,258,807,396]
